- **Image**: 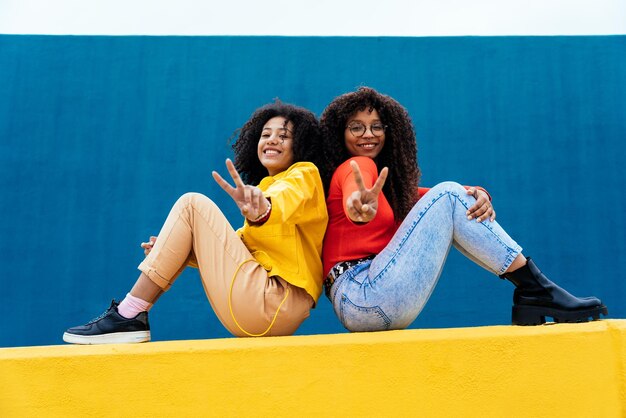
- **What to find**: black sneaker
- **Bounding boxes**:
[63,300,150,344]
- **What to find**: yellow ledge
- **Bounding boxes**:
[2,320,625,418]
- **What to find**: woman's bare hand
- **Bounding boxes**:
[212,159,269,221]
[346,160,388,223]
[466,187,496,222]
[140,236,157,256]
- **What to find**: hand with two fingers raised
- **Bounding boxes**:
[345,160,389,223]
[212,159,270,221]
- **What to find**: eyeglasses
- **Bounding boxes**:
[345,122,387,138]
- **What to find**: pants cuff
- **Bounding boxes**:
[137,261,173,291]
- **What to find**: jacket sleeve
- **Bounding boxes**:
[260,164,322,226]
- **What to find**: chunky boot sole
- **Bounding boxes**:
[62,330,151,344]
[512,304,608,326]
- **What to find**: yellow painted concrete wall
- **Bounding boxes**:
[2,320,625,418]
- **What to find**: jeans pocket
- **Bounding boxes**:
[339,294,391,332]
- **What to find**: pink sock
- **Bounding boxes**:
[117,293,153,319]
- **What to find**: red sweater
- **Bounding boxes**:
[322,157,430,276]
[322,157,489,277]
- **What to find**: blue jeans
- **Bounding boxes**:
[327,182,523,332]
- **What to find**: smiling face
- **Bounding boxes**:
[257,116,295,176]
[344,109,386,159]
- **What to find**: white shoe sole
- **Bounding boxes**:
[63,331,151,345]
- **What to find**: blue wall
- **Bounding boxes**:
[1,35,624,347]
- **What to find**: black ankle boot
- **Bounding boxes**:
[500,258,608,325]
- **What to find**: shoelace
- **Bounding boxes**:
[87,304,114,324]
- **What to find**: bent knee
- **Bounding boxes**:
[176,192,218,211]
[430,181,465,195]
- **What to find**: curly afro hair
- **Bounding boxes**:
[232,100,332,186]
[319,87,421,221]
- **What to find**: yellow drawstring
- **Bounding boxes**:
[228,258,290,337]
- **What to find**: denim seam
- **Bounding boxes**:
[328,267,355,303]
[370,190,449,286]
[340,293,392,330]
[372,189,520,284]
[450,192,521,275]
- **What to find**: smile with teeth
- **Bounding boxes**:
[358,143,378,149]
[264,149,281,155]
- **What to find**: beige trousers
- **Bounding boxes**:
[138,192,313,337]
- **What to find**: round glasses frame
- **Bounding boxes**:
[345,122,387,138]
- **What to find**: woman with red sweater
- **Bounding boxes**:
[319,87,607,331]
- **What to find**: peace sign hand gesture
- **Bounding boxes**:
[212,159,270,221]
[346,160,389,223]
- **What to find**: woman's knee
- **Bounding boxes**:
[176,192,218,212]
[430,181,465,196]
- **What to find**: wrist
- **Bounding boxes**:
[475,187,491,201]
[248,200,272,224]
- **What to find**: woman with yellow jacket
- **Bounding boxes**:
[63,101,329,343]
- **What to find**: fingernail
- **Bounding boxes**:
[467,216,472,220]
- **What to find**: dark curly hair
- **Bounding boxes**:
[232,100,332,186]
[319,87,420,221]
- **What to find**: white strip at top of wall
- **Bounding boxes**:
[1,0,625,36]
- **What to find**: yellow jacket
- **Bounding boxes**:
[237,162,328,302]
